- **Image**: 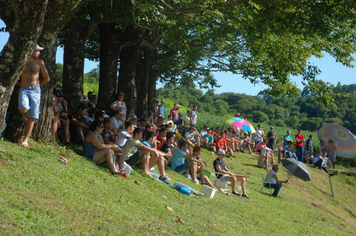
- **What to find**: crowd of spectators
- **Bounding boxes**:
[47,89,338,198]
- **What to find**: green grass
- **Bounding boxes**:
[0,140,355,235]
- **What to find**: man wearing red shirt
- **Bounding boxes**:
[295,129,305,162]
[216,133,235,156]
[156,127,167,150]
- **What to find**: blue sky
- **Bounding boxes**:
[1,20,355,95]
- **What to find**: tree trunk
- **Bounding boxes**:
[32,36,58,141]
[136,48,154,119]
[97,23,121,112]
[118,45,141,120]
[1,1,48,141]
[5,0,86,143]
[62,15,87,114]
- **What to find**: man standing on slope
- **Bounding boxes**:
[295,129,305,162]
[18,44,50,147]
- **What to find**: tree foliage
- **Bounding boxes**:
[157,82,356,133]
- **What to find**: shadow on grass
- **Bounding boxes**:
[241,163,259,168]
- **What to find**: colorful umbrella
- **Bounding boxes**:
[226,117,256,133]
[317,123,356,158]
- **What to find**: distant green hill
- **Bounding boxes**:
[0,140,355,235]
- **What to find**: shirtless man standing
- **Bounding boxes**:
[18,44,50,147]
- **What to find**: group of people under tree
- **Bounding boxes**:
[10,44,339,200]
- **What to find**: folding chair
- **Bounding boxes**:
[259,174,273,195]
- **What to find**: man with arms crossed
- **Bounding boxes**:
[18,44,50,147]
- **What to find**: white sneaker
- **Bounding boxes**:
[184,173,192,180]
[192,179,200,185]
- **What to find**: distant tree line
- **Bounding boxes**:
[157,82,356,133]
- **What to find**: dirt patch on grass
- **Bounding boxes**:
[0,157,8,165]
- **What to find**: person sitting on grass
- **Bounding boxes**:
[264,164,289,197]
[202,129,216,153]
[242,132,255,154]
[191,146,227,194]
[56,110,70,144]
[313,151,328,169]
[160,132,176,166]
[82,120,127,178]
[69,103,89,144]
[285,141,298,160]
[215,132,234,157]
[124,128,172,184]
[213,150,250,199]
[303,146,314,164]
[111,110,124,133]
[185,126,201,148]
[223,130,236,155]
[256,140,275,172]
[232,131,244,152]
[171,140,205,185]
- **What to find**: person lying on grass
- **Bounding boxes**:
[124,128,172,184]
[171,140,206,185]
[213,150,250,199]
[82,120,127,178]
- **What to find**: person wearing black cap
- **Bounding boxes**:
[264,164,289,197]
[266,126,277,151]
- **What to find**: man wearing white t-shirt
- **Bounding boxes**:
[265,165,289,197]
[111,110,123,133]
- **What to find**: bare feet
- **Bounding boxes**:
[21,142,28,147]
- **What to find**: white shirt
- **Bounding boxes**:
[191,110,197,125]
[200,129,207,138]
[256,129,264,142]
[111,116,122,129]
[185,130,196,140]
[265,169,277,184]
[118,130,132,146]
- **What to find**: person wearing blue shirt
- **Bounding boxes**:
[158,100,165,120]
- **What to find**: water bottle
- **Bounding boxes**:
[173,183,192,195]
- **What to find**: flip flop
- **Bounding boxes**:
[21,142,28,147]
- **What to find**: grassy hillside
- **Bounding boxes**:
[0,140,355,235]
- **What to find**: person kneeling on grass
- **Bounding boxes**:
[171,140,205,185]
[213,150,250,199]
[82,120,127,177]
[124,128,172,184]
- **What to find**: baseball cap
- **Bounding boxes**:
[273,164,279,169]
[217,150,226,155]
[193,146,201,151]
[161,100,165,103]
[270,126,274,129]
[34,44,44,51]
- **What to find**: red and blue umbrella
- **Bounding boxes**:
[226,117,256,133]
[317,123,356,158]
